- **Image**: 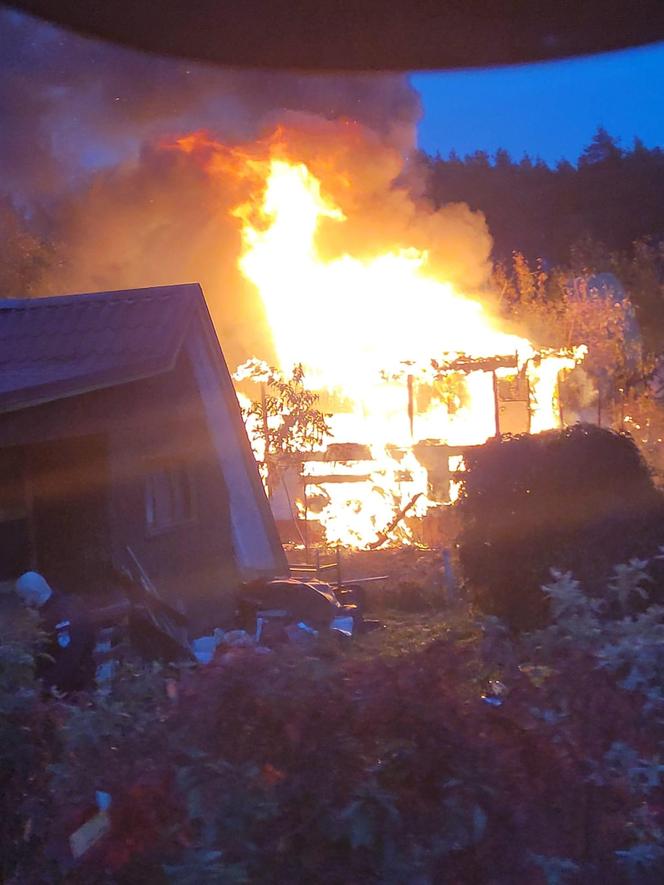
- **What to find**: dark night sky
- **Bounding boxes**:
[412,42,664,165]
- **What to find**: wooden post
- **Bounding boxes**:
[336,545,342,587]
[407,374,414,440]
[557,376,565,428]
[303,476,309,560]
[524,360,533,434]
[492,370,501,437]
[260,383,271,497]
[619,388,625,431]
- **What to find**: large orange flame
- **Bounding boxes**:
[171,128,583,547]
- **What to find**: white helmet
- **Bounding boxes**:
[15,571,53,608]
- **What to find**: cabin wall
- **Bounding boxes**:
[28,433,111,592]
[184,318,289,577]
[0,353,239,629]
[107,355,239,628]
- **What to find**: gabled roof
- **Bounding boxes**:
[0,284,202,413]
[0,283,288,576]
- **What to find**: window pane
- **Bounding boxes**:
[145,461,192,530]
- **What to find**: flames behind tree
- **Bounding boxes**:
[172,123,583,547]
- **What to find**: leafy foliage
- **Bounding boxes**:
[0,196,52,298]
[234,359,332,495]
[529,854,580,885]
[425,129,664,271]
[3,548,664,882]
[0,594,57,882]
[516,562,664,881]
[426,133,664,365]
[235,359,331,457]
[495,250,640,416]
[457,423,664,629]
[163,848,248,884]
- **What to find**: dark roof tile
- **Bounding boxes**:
[0,284,202,413]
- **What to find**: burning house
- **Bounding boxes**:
[168,126,585,550]
[243,345,584,550]
[5,124,586,559]
[0,284,286,629]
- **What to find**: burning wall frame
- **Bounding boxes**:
[272,346,579,550]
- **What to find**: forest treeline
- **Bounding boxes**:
[425,128,664,353]
[425,127,664,267]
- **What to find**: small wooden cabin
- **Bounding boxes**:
[0,284,287,629]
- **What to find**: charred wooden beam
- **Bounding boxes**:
[303,473,372,485]
[367,492,423,550]
[431,353,519,375]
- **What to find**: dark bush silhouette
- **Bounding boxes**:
[457,424,664,630]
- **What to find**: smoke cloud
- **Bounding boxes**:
[1,9,493,366]
[0,8,420,203]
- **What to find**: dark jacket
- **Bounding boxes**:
[37,590,96,693]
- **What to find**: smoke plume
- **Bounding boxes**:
[0,8,420,203]
[1,8,493,366]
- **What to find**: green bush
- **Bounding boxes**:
[0,595,58,882]
[2,557,664,882]
[457,423,664,630]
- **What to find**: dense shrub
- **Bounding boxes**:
[3,554,664,882]
[22,595,664,882]
[457,424,664,629]
[0,596,59,882]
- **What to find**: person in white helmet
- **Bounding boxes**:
[15,571,95,694]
